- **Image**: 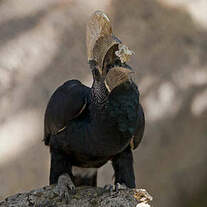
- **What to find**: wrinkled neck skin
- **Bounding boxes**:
[89,80,109,106]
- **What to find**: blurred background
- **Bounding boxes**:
[0,0,207,206]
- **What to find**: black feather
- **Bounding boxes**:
[44,76,145,188]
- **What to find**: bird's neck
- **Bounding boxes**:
[90,80,109,105]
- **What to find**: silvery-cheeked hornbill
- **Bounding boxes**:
[44,11,145,199]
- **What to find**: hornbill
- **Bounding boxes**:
[44,11,145,199]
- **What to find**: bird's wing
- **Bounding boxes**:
[44,80,90,145]
[131,104,145,150]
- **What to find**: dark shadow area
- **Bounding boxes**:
[0,9,47,46]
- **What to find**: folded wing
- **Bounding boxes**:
[44,80,90,145]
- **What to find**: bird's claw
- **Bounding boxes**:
[104,183,127,193]
[54,173,76,203]
[54,184,71,203]
[115,183,127,191]
[104,184,115,192]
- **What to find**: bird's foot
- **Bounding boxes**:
[104,183,127,193]
[54,174,76,203]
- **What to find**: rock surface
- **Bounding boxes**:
[0,186,152,207]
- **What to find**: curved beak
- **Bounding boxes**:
[86,10,120,75]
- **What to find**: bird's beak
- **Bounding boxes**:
[104,66,134,92]
[86,10,120,75]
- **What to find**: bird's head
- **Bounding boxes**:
[87,11,135,93]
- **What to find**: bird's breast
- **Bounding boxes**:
[51,82,139,161]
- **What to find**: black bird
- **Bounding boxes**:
[44,11,145,199]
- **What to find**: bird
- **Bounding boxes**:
[43,10,145,200]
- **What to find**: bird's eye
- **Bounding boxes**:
[105,64,112,74]
[105,67,109,74]
[115,58,121,65]
[94,68,99,77]
[92,68,101,81]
